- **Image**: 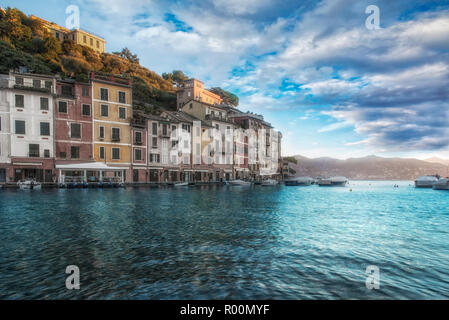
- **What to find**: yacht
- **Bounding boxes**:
[285,177,314,186]
[415,176,438,188]
[432,178,449,190]
[317,176,348,187]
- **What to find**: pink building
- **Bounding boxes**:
[54,79,94,179]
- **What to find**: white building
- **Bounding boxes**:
[0,71,57,182]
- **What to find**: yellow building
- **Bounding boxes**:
[30,15,106,53]
[91,73,132,172]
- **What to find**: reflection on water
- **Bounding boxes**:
[1,181,449,299]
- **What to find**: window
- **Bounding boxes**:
[0,116,1,131]
[118,91,126,103]
[71,146,80,159]
[58,101,67,113]
[40,122,50,136]
[33,80,41,88]
[60,152,67,159]
[99,126,105,139]
[90,38,93,46]
[15,95,24,108]
[29,144,39,157]
[152,137,158,148]
[150,154,160,163]
[101,104,108,117]
[135,131,142,144]
[196,126,200,137]
[118,107,126,119]
[99,146,105,159]
[100,88,108,101]
[82,86,89,97]
[82,104,90,116]
[182,124,191,133]
[15,77,24,85]
[163,124,168,136]
[112,128,120,141]
[44,149,50,158]
[15,120,25,134]
[96,40,100,48]
[71,123,81,139]
[152,123,157,135]
[45,81,52,89]
[112,148,120,160]
[61,85,72,96]
[135,149,142,161]
[38,97,48,110]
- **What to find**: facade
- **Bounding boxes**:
[54,79,94,181]
[91,72,132,182]
[30,15,106,53]
[131,111,148,183]
[176,79,222,109]
[0,71,56,183]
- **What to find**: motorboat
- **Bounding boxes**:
[174,182,189,187]
[415,176,438,188]
[229,180,251,186]
[317,176,348,187]
[261,179,279,186]
[432,178,449,190]
[285,177,314,186]
[17,179,42,190]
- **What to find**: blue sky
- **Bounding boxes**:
[3,0,449,159]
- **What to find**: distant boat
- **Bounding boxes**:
[432,178,449,190]
[174,182,189,187]
[415,176,438,188]
[285,177,314,186]
[261,179,279,186]
[317,176,348,187]
[17,179,42,190]
[229,180,251,186]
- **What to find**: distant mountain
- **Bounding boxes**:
[284,155,449,180]
[424,157,449,166]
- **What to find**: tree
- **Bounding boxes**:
[112,47,139,64]
[162,70,189,87]
[209,87,239,106]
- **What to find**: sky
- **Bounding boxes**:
[2,0,449,159]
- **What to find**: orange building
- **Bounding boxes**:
[176,79,222,109]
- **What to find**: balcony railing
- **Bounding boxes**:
[14,85,51,94]
[112,136,121,142]
[29,152,40,158]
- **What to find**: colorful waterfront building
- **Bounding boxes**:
[131,111,148,183]
[176,79,223,109]
[54,79,94,182]
[91,72,132,182]
[0,71,56,183]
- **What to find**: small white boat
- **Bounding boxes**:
[433,178,449,190]
[174,182,189,187]
[261,179,279,186]
[415,176,438,188]
[318,176,348,187]
[17,179,42,190]
[229,180,251,186]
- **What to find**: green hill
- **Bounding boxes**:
[0,7,239,113]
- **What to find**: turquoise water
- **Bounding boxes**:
[0,181,448,299]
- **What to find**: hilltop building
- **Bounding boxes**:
[30,15,106,53]
[176,79,223,109]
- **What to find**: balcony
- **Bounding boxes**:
[14,85,51,94]
[134,140,143,145]
[29,152,40,158]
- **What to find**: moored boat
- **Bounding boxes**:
[415,176,438,188]
[174,182,189,187]
[432,178,449,190]
[229,180,251,186]
[17,179,42,190]
[317,176,348,187]
[285,177,314,186]
[261,179,279,186]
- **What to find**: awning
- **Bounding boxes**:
[13,162,43,166]
[56,162,127,171]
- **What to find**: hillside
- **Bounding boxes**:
[284,155,449,180]
[0,7,239,114]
